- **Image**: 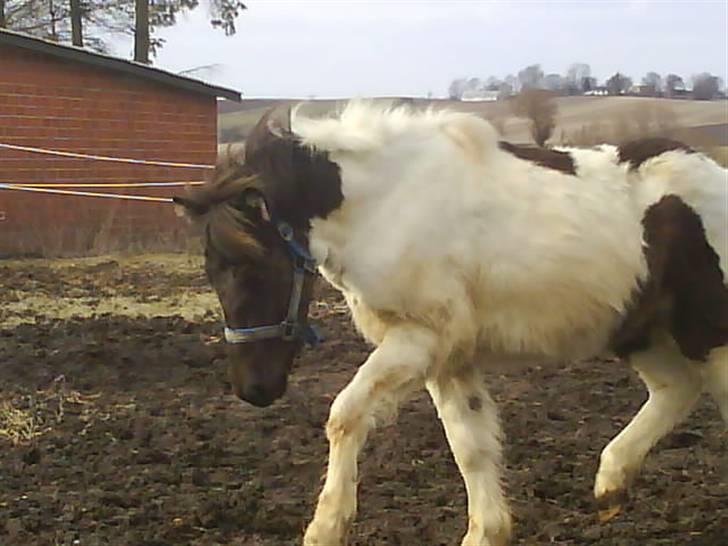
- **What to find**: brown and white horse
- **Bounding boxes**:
[175,101,727,546]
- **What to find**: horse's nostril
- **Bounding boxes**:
[242,384,273,407]
[231,382,245,400]
[248,383,265,398]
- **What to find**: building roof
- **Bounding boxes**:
[0,28,241,102]
[461,89,500,102]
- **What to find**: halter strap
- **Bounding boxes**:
[223,219,321,347]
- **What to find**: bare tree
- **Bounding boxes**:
[511,88,558,147]
[449,77,489,99]
[606,72,632,95]
[484,76,502,91]
[566,63,590,84]
[497,81,513,99]
[0,0,6,27]
[664,74,685,97]
[565,63,591,94]
[466,77,482,94]
[582,76,597,92]
[70,0,83,46]
[692,73,720,100]
[448,78,468,100]
[134,0,149,63]
[518,64,544,90]
[48,0,59,39]
[503,74,519,94]
[209,0,246,35]
[641,72,661,96]
[543,73,564,93]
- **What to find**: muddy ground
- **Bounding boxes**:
[1,255,726,546]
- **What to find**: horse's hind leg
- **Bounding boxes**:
[594,339,703,507]
[426,365,511,546]
[303,324,436,546]
[704,346,728,425]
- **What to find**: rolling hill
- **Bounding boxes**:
[217,96,728,155]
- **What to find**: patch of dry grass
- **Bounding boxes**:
[0,376,99,446]
[0,292,220,328]
[0,402,45,446]
[0,252,203,271]
[0,253,220,327]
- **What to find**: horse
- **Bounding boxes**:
[174,101,727,546]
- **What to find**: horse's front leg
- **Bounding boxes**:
[426,365,511,546]
[303,324,437,546]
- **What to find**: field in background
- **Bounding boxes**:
[218,96,728,163]
[707,146,728,166]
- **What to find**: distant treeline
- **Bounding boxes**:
[449,63,725,101]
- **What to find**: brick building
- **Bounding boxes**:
[0,28,240,256]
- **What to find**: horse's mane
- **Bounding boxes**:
[180,148,263,261]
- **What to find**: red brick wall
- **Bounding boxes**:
[0,44,218,256]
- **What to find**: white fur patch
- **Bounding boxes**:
[292,100,728,546]
[296,103,728,363]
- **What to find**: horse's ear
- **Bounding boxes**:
[172,196,207,222]
[246,107,297,161]
[267,105,294,137]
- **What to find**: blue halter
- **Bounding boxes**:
[223,220,321,347]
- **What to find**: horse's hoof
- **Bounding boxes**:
[461,513,512,546]
[594,486,629,523]
[303,520,349,546]
[593,452,635,510]
[597,503,623,523]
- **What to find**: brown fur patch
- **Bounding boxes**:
[176,106,344,235]
[243,109,344,230]
[172,108,340,404]
[498,141,576,175]
[610,195,728,360]
[172,152,265,267]
[617,138,695,171]
[468,396,482,412]
[206,205,262,262]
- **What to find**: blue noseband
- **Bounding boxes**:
[223,220,321,347]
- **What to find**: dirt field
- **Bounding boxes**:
[1,256,726,545]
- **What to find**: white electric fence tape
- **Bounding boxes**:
[0,142,215,169]
[0,183,176,203]
[0,142,214,203]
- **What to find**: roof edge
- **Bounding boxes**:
[0,28,241,102]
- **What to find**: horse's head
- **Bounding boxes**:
[174,107,342,407]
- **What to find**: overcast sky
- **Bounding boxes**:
[110,0,728,98]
